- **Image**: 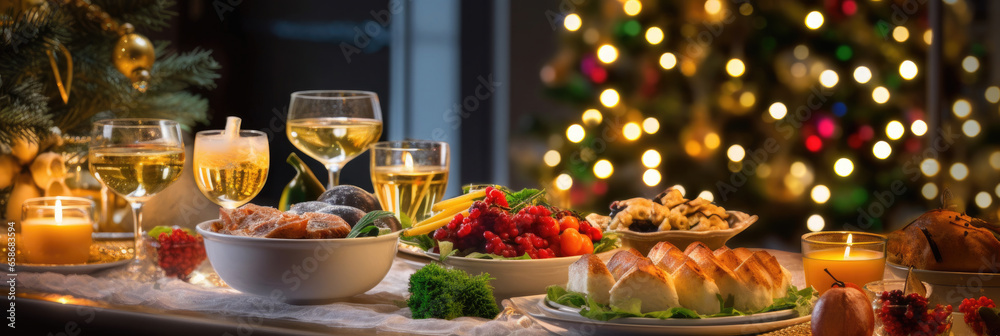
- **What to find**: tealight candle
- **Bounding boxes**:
[21,197,95,264]
[802,231,887,295]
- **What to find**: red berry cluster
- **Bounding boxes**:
[960,296,996,336]
[432,187,601,259]
[877,290,953,336]
[154,228,207,279]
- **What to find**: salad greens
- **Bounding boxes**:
[345,210,395,238]
[545,285,817,321]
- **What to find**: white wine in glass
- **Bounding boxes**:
[89,119,184,276]
[370,141,449,222]
[287,91,382,188]
[194,129,269,209]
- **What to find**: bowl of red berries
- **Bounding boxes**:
[403,186,620,299]
[146,226,208,281]
[868,285,953,336]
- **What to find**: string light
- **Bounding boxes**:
[976,192,992,208]
[996,183,1000,197]
[727,145,745,162]
[791,161,808,177]
[645,27,664,44]
[892,26,909,42]
[600,89,619,107]
[922,183,938,199]
[834,158,854,177]
[642,117,660,133]
[854,66,872,84]
[986,86,1000,103]
[642,149,661,168]
[643,169,661,186]
[807,214,825,232]
[597,44,618,63]
[872,86,890,104]
[962,56,980,73]
[963,119,981,137]
[544,150,561,167]
[623,0,642,15]
[594,159,614,179]
[704,132,721,150]
[623,122,642,141]
[563,14,582,31]
[704,0,722,14]
[567,124,585,143]
[873,141,892,159]
[582,109,603,126]
[805,11,824,29]
[911,120,927,136]
[811,185,830,203]
[885,121,905,140]
[659,52,677,69]
[952,99,971,118]
[920,158,940,177]
[819,70,839,88]
[769,102,787,119]
[923,29,932,45]
[899,60,918,80]
[726,58,745,77]
[672,185,686,196]
[950,163,969,180]
[991,151,1000,169]
[555,173,573,190]
[739,91,756,107]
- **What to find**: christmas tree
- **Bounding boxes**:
[532,0,994,244]
[0,0,220,217]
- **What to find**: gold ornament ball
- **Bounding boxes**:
[112,32,155,82]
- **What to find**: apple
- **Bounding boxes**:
[812,287,875,336]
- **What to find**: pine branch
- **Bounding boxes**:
[0,7,72,75]
[0,77,53,144]
[93,0,176,32]
[151,47,221,91]
[127,91,210,130]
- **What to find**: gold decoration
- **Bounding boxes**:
[45,39,73,103]
[112,25,154,92]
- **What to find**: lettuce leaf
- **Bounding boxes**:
[592,231,621,253]
[544,284,818,321]
[463,252,532,260]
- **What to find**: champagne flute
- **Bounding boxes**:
[194,129,269,209]
[370,141,449,222]
[89,119,185,273]
[286,90,383,188]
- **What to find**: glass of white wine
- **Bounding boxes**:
[370,140,449,222]
[286,90,383,188]
[88,119,185,273]
[194,129,269,209]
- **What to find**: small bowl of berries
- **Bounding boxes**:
[871,288,953,336]
[146,226,208,281]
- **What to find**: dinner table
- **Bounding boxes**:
[14,248,883,335]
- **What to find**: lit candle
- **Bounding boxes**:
[802,232,887,295]
[21,199,94,264]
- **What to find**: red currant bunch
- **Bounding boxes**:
[877,290,953,336]
[960,296,996,336]
[154,228,207,279]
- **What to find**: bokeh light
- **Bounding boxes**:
[567,124,585,143]
[953,99,971,118]
[819,70,839,88]
[623,0,642,16]
[911,120,927,136]
[892,26,909,42]
[899,60,918,80]
[986,86,1000,103]
[643,117,660,134]
[834,158,854,177]
[645,27,664,44]
[600,89,619,107]
[976,192,992,208]
[642,149,661,168]
[623,122,642,141]
[873,141,891,159]
[643,169,662,186]
[854,66,872,84]
[726,58,745,77]
[597,44,618,63]
[563,14,582,31]
[950,163,969,180]
[659,52,677,69]
[594,159,614,179]
[922,183,938,199]
[963,56,980,73]
[811,185,830,204]
[872,86,890,104]
[555,173,573,190]
[805,11,824,29]
[544,150,561,167]
[807,214,825,232]
[582,109,603,126]
[698,190,714,202]
[920,158,940,177]
[963,119,981,137]
[886,121,905,140]
[727,145,746,162]
[769,102,787,119]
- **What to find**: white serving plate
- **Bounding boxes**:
[543,298,797,326]
[508,294,810,336]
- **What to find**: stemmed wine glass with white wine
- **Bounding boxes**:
[88,119,184,274]
[194,117,269,209]
[286,90,383,188]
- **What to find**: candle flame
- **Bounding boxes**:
[55,199,63,224]
[403,151,414,171]
[844,233,853,259]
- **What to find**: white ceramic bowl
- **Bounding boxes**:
[196,220,400,304]
[615,211,757,255]
[428,251,615,300]
[886,262,1000,307]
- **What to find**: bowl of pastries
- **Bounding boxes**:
[587,187,758,254]
[885,206,1000,306]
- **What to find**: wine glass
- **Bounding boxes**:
[193,130,269,209]
[286,90,383,188]
[89,119,185,274]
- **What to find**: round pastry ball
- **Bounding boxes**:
[290,201,366,227]
[317,185,381,212]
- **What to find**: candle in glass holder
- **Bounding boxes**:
[802,231,887,295]
[21,197,95,264]
[370,141,450,222]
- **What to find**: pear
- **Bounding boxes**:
[5,171,41,221]
[811,287,875,336]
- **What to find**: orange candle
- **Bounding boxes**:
[21,199,94,264]
[802,232,887,295]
